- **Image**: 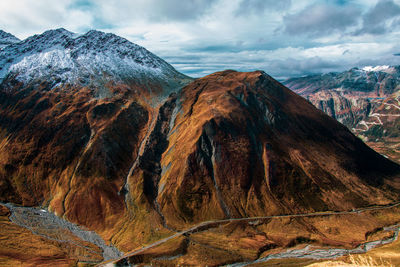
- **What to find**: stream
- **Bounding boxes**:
[1,202,122,261]
[227,225,400,266]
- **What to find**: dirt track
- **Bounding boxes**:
[99,202,400,266]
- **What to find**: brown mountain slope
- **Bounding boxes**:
[353,90,400,163]
[0,76,176,247]
[1,70,400,263]
[107,70,400,266]
[283,67,400,164]
[156,70,400,228]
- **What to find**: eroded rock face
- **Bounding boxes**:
[0,29,193,250]
[284,66,400,97]
[157,70,400,229]
[354,91,400,163]
[304,90,374,127]
[0,69,399,258]
[0,80,153,234]
[284,66,400,163]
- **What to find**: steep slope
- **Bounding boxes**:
[285,66,399,97]
[1,28,400,265]
[354,90,400,163]
[284,66,400,163]
[0,28,190,98]
[0,28,192,261]
[155,70,400,229]
[106,70,400,266]
[0,30,20,50]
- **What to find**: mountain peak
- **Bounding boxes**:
[362,65,395,73]
[41,28,74,37]
[0,29,19,40]
[284,65,400,96]
[0,30,20,49]
[0,28,190,94]
[47,27,72,34]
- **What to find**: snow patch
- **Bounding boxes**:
[362,65,395,73]
[0,28,188,93]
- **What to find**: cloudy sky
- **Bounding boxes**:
[0,0,400,79]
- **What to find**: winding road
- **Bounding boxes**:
[99,201,400,266]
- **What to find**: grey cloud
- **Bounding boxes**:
[283,4,361,36]
[150,0,217,21]
[268,57,341,77]
[355,0,400,35]
[75,0,217,27]
[235,0,291,16]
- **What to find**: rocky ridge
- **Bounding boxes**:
[284,66,400,163]
[0,28,190,97]
[0,29,399,265]
[0,30,20,49]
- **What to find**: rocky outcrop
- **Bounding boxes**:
[284,66,400,163]
[284,66,400,97]
[0,69,399,265]
[0,30,20,49]
[1,29,400,266]
[304,90,374,127]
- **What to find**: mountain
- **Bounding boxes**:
[284,66,400,163]
[353,90,400,163]
[0,28,190,98]
[0,28,192,264]
[0,29,399,266]
[0,30,20,49]
[285,66,399,97]
[112,70,400,266]
[156,70,399,226]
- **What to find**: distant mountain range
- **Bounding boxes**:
[284,66,400,163]
[0,29,399,266]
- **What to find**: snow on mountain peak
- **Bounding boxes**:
[0,28,188,91]
[362,65,395,73]
[0,30,20,49]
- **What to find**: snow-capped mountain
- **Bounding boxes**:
[0,30,20,49]
[362,65,396,73]
[284,66,400,97]
[0,28,190,94]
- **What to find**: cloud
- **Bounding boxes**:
[86,0,218,27]
[151,0,217,21]
[0,0,93,39]
[283,3,361,36]
[355,0,400,35]
[235,0,292,16]
[0,0,399,79]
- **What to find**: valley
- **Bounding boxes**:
[0,28,399,266]
[0,202,120,265]
[102,202,400,266]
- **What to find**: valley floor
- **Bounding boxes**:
[102,202,400,266]
[1,200,400,266]
[0,203,121,266]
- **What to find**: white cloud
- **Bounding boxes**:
[0,0,399,79]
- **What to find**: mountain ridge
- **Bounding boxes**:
[0,28,191,98]
[283,66,400,163]
[0,30,20,49]
[284,65,400,97]
[0,28,399,266]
